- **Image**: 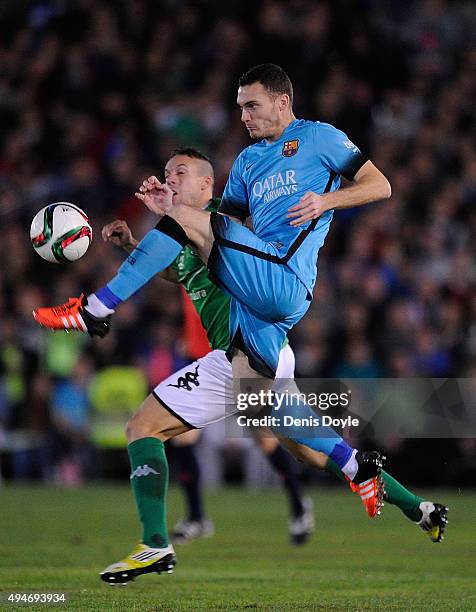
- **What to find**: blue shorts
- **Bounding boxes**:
[208,213,311,378]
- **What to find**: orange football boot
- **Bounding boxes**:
[33,294,111,337]
[348,451,385,518]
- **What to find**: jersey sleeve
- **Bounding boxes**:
[315,122,368,181]
[218,152,250,221]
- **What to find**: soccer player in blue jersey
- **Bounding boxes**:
[34,62,391,490]
[126,65,391,484]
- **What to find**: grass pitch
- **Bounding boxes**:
[0,485,474,611]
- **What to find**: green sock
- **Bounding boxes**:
[326,458,424,522]
[380,470,424,522]
[128,437,169,548]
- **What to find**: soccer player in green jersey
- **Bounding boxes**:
[97,148,447,584]
[103,149,314,548]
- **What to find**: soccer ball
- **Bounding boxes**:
[30,202,92,263]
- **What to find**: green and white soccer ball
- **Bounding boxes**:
[30,202,92,263]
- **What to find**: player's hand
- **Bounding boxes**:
[101,219,138,251]
[287,192,329,226]
[135,175,174,216]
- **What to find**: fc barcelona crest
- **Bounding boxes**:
[282,139,299,157]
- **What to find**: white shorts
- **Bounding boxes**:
[153,345,295,428]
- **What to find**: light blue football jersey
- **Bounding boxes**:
[219,119,367,295]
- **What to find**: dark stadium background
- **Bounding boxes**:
[0,0,475,488]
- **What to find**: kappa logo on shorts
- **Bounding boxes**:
[282,139,299,157]
[167,364,200,391]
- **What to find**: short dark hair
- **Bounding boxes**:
[168,147,213,166]
[238,63,293,105]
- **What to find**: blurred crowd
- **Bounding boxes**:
[0,0,475,484]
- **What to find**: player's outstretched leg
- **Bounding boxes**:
[326,458,449,538]
[100,395,190,584]
[232,353,385,517]
[170,431,214,545]
[33,210,213,331]
[271,389,385,515]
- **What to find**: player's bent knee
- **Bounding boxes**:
[125,393,191,443]
[125,413,152,443]
[168,205,205,237]
[167,205,213,261]
[171,428,201,447]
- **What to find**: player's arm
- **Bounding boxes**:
[289,161,391,226]
[323,160,390,208]
[288,125,391,226]
[102,220,178,283]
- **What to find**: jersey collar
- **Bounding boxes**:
[264,119,300,146]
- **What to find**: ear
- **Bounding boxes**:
[278,94,290,111]
[200,175,214,191]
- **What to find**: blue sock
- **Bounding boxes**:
[95,286,122,309]
[97,216,188,305]
[271,393,354,469]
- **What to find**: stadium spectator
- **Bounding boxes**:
[49,357,94,485]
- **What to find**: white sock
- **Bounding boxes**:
[85,293,115,317]
[341,449,358,481]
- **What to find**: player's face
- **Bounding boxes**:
[237,82,286,141]
[164,156,211,207]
